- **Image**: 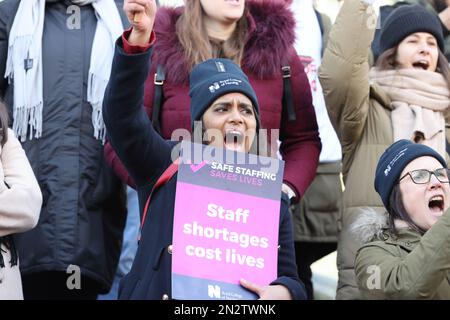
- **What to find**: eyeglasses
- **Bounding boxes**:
[398,168,450,184]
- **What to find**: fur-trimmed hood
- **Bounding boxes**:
[350,208,389,244]
[153,0,296,84]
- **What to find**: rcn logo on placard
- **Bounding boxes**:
[207,284,221,299]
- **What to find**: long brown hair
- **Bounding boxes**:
[0,101,8,147]
[175,0,248,71]
[375,46,450,90]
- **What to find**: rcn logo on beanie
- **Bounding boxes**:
[374,139,447,210]
[188,58,260,130]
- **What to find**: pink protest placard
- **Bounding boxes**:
[171,142,284,300]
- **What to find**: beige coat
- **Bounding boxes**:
[319,0,450,299]
[0,129,42,300]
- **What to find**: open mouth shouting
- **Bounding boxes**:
[224,129,245,151]
[412,60,430,70]
[428,194,445,214]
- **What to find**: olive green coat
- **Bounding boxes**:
[354,209,450,299]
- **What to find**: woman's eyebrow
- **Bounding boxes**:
[212,101,231,106]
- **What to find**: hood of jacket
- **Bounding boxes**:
[349,208,389,244]
[153,0,296,84]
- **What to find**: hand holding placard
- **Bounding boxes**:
[239,279,293,300]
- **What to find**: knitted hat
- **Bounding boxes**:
[379,5,444,55]
[374,140,447,210]
[189,58,260,130]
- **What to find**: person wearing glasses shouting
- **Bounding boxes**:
[352,140,450,299]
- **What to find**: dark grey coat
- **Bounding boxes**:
[0,0,127,293]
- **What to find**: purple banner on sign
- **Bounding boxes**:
[172,142,284,300]
[175,141,284,201]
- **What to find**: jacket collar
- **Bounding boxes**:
[383,228,422,252]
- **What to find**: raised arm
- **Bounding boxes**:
[319,0,377,157]
[103,0,173,188]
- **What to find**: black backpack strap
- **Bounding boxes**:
[282,63,297,122]
[152,65,165,134]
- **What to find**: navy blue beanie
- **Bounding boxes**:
[189,58,260,130]
[374,140,447,210]
[379,5,444,55]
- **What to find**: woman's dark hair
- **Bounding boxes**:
[387,184,426,236]
[375,46,450,91]
[0,101,9,146]
[375,47,397,70]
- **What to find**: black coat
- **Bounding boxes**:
[103,38,306,300]
[0,0,127,293]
